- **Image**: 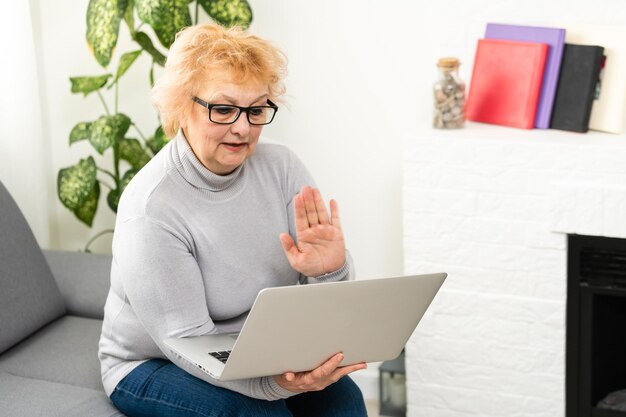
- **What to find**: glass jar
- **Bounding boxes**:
[433,57,465,129]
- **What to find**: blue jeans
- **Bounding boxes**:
[110,359,367,417]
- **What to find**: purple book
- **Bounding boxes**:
[485,23,566,129]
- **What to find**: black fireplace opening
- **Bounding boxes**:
[567,234,626,417]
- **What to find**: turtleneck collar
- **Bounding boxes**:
[171,130,247,198]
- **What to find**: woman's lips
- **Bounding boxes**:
[222,142,247,152]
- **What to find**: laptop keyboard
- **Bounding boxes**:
[209,350,231,364]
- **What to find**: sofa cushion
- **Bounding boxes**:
[0,372,123,417]
[44,250,112,320]
[0,315,104,390]
[0,182,65,354]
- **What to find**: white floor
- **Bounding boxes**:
[365,399,380,416]
[352,364,383,416]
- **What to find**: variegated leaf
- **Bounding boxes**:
[90,113,132,154]
[133,31,167,66]
[119,138,151,169]
[136,0,191,48]
[69,122,93,145]
[107,168,139,212]
[124,0,136,36]
[57,156,97,211]
[86,0,129,67]
[109,50,142,87]
[74,182,100,227]
[199,0,252,29]
[70,75,112,96]
[146,125,169,155]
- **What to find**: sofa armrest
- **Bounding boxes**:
[42,250,112,320]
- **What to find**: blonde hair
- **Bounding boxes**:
[152,23,288,138]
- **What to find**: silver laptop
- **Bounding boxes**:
[163,273,446,381]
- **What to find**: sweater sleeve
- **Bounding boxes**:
[113,216,296,400]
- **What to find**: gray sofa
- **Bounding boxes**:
[0,182,123,416]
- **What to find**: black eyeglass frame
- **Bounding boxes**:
[192,96,278,125]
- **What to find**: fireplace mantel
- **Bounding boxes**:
[402,122,626,417]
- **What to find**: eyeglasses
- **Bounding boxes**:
[192,96,278,125]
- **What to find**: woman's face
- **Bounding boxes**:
[181,74,269,175]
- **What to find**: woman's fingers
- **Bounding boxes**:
[310,353,344,380]
[279,233,299,263]
[302,186,320,226]
[294,186,328,230]
[333,362,368,378]
[318,353,367,380]
[329,199,341,228]
[293,193,309,233]
[313,188,330,224]
[325,352,345,369]
[296,186,334,226]
[296,186,331,226]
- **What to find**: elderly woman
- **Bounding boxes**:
[98,23,367,417]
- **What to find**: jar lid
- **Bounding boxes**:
[437,57,460,68]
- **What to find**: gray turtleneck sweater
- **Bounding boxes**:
[98,132,353,400]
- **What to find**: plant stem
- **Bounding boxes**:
[97,90,111,116]
[83,229,115,253]
[132,122,148,144]
[195,0,200,24]
[98,167,117,182]
[97,180,114,190]
[113,143,121,189]
[115,78,119,114]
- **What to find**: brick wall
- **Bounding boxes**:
[403,124,626,417]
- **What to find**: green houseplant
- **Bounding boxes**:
[57,0,253,251]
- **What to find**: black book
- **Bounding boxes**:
[550,43,604,133]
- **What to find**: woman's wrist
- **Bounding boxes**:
[310,260,349,282]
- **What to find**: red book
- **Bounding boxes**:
[466,38,549,129]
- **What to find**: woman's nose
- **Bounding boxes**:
[230,111,251,135]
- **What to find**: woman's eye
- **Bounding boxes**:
[249,108,264,117]
[214,106,236,115]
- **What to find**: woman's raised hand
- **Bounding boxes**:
[279,186,346,277]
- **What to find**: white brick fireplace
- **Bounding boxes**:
[402,123,626,417]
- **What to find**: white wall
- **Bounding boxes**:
[1,1,50,247]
